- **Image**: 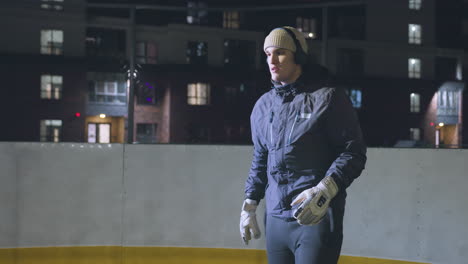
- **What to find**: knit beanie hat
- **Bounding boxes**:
[263,26,308,54]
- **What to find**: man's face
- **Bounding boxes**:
[265,47,301,85]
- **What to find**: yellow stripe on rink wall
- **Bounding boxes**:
[0,247,430,264]
[339,255,430,264]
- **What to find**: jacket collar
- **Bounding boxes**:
[270,63,332,99]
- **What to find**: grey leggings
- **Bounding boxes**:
[265,203,344,264]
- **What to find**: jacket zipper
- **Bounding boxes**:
[269,111,274,145]
[288,110,301,144]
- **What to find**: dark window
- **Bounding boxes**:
[137,82,157,105]
[86,28,126,59]
[435,57,457,80]
[224,39,256,68]
[136,123,157,143]
[337,49,364,77]
[224,83,247,105]
[186,41,208,64]
[296,17,316,39]
[136,42,158,64]
[330,7,366,40]
[188,123,211,143]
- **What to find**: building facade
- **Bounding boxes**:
[0,0,467,147]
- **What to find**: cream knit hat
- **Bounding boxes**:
[263,26,308,54]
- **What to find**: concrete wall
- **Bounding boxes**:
[0,143,17,248]
[1,143,468,263]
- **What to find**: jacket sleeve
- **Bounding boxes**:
[325,88,367,191]
[244,101,268,202]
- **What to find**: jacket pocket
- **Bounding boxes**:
[288,110,301,145]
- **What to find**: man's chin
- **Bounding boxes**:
[271,75,282,82]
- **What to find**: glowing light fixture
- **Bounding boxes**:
[308,33,314,38]
[99,114,106,119]
[438,123,444,127]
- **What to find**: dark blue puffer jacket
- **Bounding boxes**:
[244,74,367,219]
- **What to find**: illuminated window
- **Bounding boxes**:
[409,0,422,10]
[223,11,240,29]
[186,41,208,64]
[187,1,207,25]
[410,128,421,140]
[136,42,158,64]
[438,90,459,116]
[40,120,62,142]
[409,24,422,44]
[408,58,421,79]
[410,93,421,113]
[41,75,62,99]
[187,83,210,105]
[438,90,456,108]
[89,81,126,104]
[296,17,316,39]
[41,0,63,11]
[41,30,63,55]
[349,89,362,108]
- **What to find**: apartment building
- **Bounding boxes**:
[0,0,466,147]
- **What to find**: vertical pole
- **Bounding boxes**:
[321,6,328,67]
[127,7,136,143]
[458,90,463,148]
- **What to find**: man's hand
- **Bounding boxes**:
[240,199,261,245]
[291,176,339,225]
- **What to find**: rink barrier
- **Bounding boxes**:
[2,143,467,263]
[0,247,430,264]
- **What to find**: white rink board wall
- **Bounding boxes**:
[0,142,467,264]
[1,142,125,247]
[0,143,17,248]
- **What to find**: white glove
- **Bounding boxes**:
[291,176,339,225]
[239,199,261,245]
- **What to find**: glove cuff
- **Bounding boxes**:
[319,176,339,198]
[242,199,258,212]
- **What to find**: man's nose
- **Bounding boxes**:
[268,55,278,64]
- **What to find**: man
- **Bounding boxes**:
[239,26,367,264]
